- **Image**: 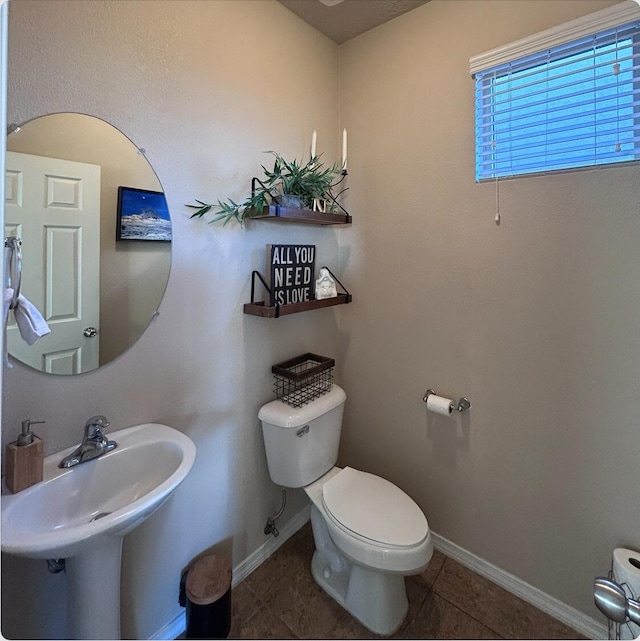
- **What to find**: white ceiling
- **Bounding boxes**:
[278,0,431,44]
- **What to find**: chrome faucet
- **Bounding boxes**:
[58,415,117,468]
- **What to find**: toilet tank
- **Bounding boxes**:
[258,384,346,488]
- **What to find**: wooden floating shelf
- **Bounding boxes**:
[248,205,352,226]
[244,293,352,318]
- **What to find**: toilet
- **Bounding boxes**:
[259,384,433,635]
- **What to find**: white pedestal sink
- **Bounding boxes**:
[1,422,196,640]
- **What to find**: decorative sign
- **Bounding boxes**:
[267,244,315,306]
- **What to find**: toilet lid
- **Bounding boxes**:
[322,467,428,547]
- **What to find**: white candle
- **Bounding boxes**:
[311,130,317,159]
[341,128,347,171]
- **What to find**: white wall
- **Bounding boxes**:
[0,0,7,633]
[2,1,343,638]
[338,0,640,625]
[4,0,640,638]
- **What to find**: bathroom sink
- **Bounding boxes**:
[1,422,196,560]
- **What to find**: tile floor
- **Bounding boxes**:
[226,522,586,639]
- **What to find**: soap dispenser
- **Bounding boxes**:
[5,419,45,493]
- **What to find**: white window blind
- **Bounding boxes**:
[472,4,640,181]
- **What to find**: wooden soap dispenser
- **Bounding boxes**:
[5,419,45,493]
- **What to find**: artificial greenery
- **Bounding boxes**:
[187,151,343,227]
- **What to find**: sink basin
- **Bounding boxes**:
[1,422,196,639]
[2,422,196,559]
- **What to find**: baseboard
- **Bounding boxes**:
[152,611,186,641]
[432,532,608,640]
[151,505,311,640]
[154,513,605,640]
[231,504,311,587]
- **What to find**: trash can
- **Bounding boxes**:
[184,555,232,639]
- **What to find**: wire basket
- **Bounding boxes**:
[272,353,334,408]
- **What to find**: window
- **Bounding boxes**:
[472,4,640,181]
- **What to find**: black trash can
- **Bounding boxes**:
[185,555,232,639]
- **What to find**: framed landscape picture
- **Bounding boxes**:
[116,186,172,241]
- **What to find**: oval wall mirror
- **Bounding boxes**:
[5,112,171,375]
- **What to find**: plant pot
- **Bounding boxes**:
[276,194,303,209]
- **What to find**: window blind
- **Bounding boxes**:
[473,12,640,181]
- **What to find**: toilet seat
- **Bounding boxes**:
[321,467,428,548]
[306,466,432,574]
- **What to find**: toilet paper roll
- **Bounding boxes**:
[613,547,640,640]
[426,394,454,415]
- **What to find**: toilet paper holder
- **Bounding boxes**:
[423,389,472,412]
[594,576,640,627]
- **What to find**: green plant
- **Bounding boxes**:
[187,151,342,227]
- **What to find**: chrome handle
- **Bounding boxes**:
[83,327,97,338]
[84,415,109,438]
[594,577,640,625]
[296,425,310,437]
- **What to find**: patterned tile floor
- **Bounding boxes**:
[224,522,586,639]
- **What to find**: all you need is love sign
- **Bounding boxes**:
[267,244,316,306]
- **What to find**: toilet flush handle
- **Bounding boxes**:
[296,425,310,437]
